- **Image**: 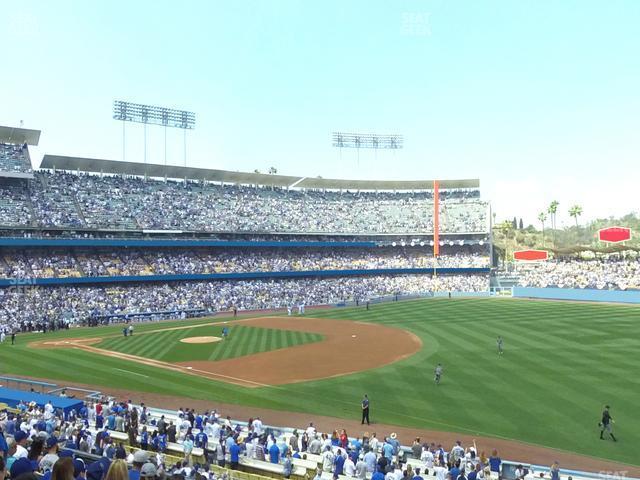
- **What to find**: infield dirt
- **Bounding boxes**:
[30,316,422,387]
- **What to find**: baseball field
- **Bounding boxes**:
[2,298,639,470]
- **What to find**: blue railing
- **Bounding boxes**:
[0,238,376,248]
[0,267,489,287]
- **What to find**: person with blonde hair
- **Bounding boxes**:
[105,459,129,480]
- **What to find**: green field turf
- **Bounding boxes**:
[96,324,323,362]
[2,298,639,466]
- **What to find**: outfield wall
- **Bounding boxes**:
[513,287,640,304]
[433,291,491,298]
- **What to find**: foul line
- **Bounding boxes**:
[67,343,269,388]
[112,368,149,378]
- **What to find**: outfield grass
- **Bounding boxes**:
[2,298,639,465]
[96,324,323,362]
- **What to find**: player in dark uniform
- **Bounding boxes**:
[599,405,616,441]
[361,394,370,425]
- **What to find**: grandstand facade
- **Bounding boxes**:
[0,126,491,328]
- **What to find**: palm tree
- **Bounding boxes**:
[568,205,583,228]
[547,201,559,246]
[538,212,547,247]
[498,220,514,265]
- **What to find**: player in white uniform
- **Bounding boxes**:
[434,363,443,385]
[287,305,292,316]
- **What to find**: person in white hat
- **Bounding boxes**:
[140,463,157,480]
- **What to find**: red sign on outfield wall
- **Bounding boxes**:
[598,227,631,243]
[513,249,548,261]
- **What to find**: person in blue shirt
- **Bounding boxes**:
[413,467,424,480]
[225,434,235,453]
[107,414,116,430]
[150,432,159,451]
[104,439,115,459]
[0,427,8,458]
[382,441,393,461]
[372,467,386,480]
[450,461,461,480]
[334,450,345,476]
[140,427,149,451]
[550,462,560,480]
[195,431,208,449]
[229,441,241,469]
[268,443,280,464]
[489,450,501,473]
[157,433,167,453]
[46,419,56,435]
[388,434,400,455]
[468,464,481,480]
[283,452,293,479]
[5,417,15,436]
[36,419,47,432]
[276,437,288,457]
[350,437,362,458]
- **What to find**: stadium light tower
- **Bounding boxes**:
[113,101,196,166]
[332,132,403,165]
[332,132,404,150]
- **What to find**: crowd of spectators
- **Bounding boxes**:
[0,274,489,330]
[0,249,490,279]
[0,171,488,234]
[0,142,31,173]
[0,393,512,480]
[517,255,640,290]
[0,186,33,227]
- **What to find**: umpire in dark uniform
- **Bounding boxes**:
[599,405,617,441]
[361,394,370,425]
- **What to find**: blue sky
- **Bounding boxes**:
[1,0,639,227]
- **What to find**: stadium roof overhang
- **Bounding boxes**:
[0,171,35,180]
[40,155,300,187]
[296,177,479,190]
[0,126,41,146]
[40,155,479,191]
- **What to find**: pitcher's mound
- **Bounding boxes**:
[180,336,222,344]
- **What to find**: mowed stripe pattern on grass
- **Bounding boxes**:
[6,298,640,466]
[96,325,323,363]
[282,298,640,466]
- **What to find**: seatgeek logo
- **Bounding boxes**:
[8,276,38,295]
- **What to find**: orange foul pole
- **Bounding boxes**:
[433,180,440,257]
